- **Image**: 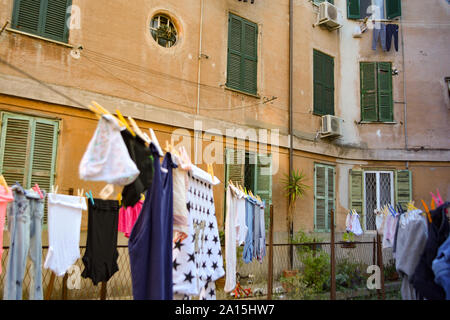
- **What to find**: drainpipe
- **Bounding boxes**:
[400,16,408,150]
[194,0,204,163]
[289,0,294,267]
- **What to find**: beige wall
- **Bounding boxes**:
[0,0,449,245]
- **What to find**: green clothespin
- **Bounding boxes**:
[86,190,94,205]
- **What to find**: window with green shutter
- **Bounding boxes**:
[347,0,401,20]
[11,0,72,43]
[314,0,334,5]
[0,112,59,225]
[226,13,258,96]
[224,149,272,230]
[314,164,335,232]
[395,170,411,211]
[313,50,335,116]
[360,62,393,122]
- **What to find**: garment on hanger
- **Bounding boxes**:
[432,234,450,300]
[0,185,13,275]
[372,23,387,51]
[186,165,224,300]
[81,199,120,286]
[224,184,245,292]
[3,184,45,300]
[118,200,143,238]
[79,114,139,186]
[346,211,363,236]
[386,24,399,52]
[257,200,266,262]
[128,144,175,300]
[413,202,450,300]
[243,196,257,264]
[120,129,154,208]
[172,153,190,238]
[44,193,87,276]
[382,208,398,249]
[375,209,386,235]
[395,212,427,300]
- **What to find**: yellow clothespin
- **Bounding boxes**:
[117,193,122,206]
[128,116,150,145]
[115,109,136,137]
[87,104,102,119]
[140,193,145,202]
[51,185,59,194]
[207,163,215,182]
[77,188,84,197]
[91,101,121,125]
[0,175,8,189]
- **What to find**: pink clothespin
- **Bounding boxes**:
[436,189,444,206]
[32,183,44,199]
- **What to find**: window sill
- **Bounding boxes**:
[359,121,397,125]
[6,27,73,48]
[224,86,261,99]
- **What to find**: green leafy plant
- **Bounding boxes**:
[291,229,324,256]
[282,169,309,233]
[301,250,331,292]
[384,259,399,281]
[334,258,367,290]
[279,273,319,300]
[342,231,355,242]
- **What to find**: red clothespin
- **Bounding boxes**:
[32,183,44,199]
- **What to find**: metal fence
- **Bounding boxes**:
[1,240,396,300]
[0,245,132,300]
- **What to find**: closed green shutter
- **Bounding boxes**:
[386,0,401,19]
[315,164,335,232]
[395,170,411,212]
[347,0,361,19]
[225,148,245,187]
[0,112,59,226]
[314,50,334,116]
[360,62,378,121]
[377,62,393,122]
[314,0,335,5]
[11,0,71,43]
[256,154,272,229]
[349,169,364,217]
[0,114,31,187]
[226,13,258,95]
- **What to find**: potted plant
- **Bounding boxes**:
[341,231,356,248]
[282,169,309,233]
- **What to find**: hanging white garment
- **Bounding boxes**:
[350,210,363,236]
[79,114,139,186]
[44,193,87,276]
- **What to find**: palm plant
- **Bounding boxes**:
[282,169,309,236]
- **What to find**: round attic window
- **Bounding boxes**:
[150,14,178,48]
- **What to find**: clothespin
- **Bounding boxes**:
[77,188,84,197]
[207,163,215,183]
[0,175,9,189]
[86,190,94,205]
[436,189,444,206]
[140,193,145,202]
[128,117,150,145]
[244,187,248,196]
[421,199,432,224]
[32,183,44,199]
[115,109,136,137]
[430,198,436,210]
[87,104,102,119]
[51,185,59,194]
[99,184,114,200]
[117,193,122,206]
[149,128,164,157]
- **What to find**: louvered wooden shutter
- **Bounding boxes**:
[242,20,258,95]
[386,0,401,19]
[349,169,364,217]
[395,170,411,212]
[315,0,335,5]
[256,154,272,229]
[360,62,378,121]
[327,166,335,230]
[347,0,361,19]
[11,0,71,43]
[227,13,258,95]
[313,50,334,116]
[42,0,72,42]
[0,113,59,226]
[377,62,393,122]
[315,165,326,231]
[225,148,244,186]
[0,114,31,187]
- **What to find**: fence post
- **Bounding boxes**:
[372,238,376,266]
[45,273,56,300]
[376,233,385,300]
[62,274,68,300]
[267,204,274,300]
[100,282,107,300]
[330,209,336,300]
[312,239,316,257]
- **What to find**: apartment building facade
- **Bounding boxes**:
[0,0,449,244]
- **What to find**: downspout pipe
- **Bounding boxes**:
[194,0,204,163]
[289,0,294,265]
[400,16,408,150]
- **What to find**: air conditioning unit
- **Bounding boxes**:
[321,115,342,138]
[317,2,342,30]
